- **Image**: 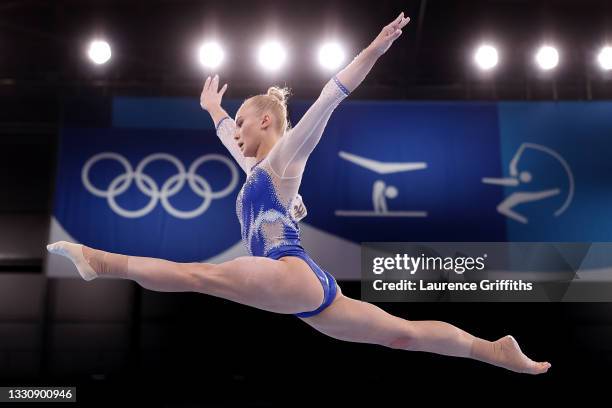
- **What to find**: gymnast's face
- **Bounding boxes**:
[235,102,275,158]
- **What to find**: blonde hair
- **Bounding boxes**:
[245,85,292,134]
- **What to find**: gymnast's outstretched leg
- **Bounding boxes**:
[46,241,210,292]
[300,292,551,375]
[46,241,325,314]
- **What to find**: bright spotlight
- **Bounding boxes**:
[318,42,346,70]
[474,44,498,70]
[535,45,559,70]
[198,41,225,69]
[88,40,112,65]
[597,46,612,71]
[257,41,287,71]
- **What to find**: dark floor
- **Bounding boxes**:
[1,279,610,406]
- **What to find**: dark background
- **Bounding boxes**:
[1,0,611,406]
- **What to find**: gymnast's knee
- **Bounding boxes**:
[385,325,418,350]
[182,262,219,291]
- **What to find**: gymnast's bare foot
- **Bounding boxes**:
[46,241,98,281]
[471,334,551,374]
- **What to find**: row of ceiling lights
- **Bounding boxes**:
[86,39,612,73]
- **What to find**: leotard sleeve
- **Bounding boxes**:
[267,75,350,179]
[215,116,256,174]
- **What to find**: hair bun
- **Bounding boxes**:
[267,86,291,106]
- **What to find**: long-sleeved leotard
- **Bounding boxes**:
[215,75,350,258]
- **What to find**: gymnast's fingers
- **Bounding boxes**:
[389,11,404,29]
[219,83,228,98]
[399,16,410,29]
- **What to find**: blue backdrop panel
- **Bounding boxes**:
[53,127,243,261]
[50,96,612,266]
[498,102,612,241]
[292,101,505,242]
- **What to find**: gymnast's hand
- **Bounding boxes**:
[368,11,410,57]
[200,74,228,112]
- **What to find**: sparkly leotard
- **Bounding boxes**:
[215,75,350,317]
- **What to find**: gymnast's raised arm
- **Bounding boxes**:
[200,75,254,174]
[267,12,411,179]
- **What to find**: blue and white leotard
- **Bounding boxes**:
[215,75,350,317]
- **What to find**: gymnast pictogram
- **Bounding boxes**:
[335,150,428,217]
[482,142,574,224]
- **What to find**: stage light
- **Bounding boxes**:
[318,42,346,70]
[198,41,225,69]
[257,40,287,71]
[88,40,112,65]
[474,44,498,70]
[535,45,559,70]
[597,45,612,71]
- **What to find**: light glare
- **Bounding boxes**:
[88,40,111,65]
[258,41,287,71]
[318,42,346,70]
[597,46,612,71]
[535,45,559,70]
[199,41,225,69]
[474,44,499,70]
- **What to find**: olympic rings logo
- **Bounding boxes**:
[81,152,239,219]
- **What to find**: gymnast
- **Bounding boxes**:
[47,12,551,374]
